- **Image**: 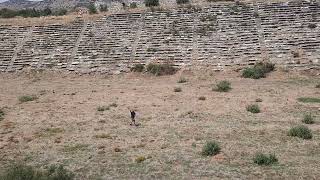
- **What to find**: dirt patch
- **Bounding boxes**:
[0,69,319,179]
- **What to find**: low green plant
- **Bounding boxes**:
[146,63,177,76]
[135,156,146,163]
[302,114,315,124]
[145,0,159,7]
[214,81,231,92]
[316,84,320,88]
[201,141,221,156]
[246,104,260,113]
[288,125,312,139]
[298,97,320,103]
[198,96,206,101]
[0,109,4,121]
[130,2,138,8]
[97,106,110,112]
[242,62,275,79]
[0,163,74,180]
[253,153,278,166]
[131,64,145,72]
[19,95,38,103]
[177,0,190,4]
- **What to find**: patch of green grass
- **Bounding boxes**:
[146,63,177,76]
[214,80,231,92]
[288,125,312,139]
[18,95,38,103]
[253,153,278,166]
[0,163,74,180]
[297,97,320,103]
[62,144,89,153]
[177,77,188,83]
[36,128,64,138]
[201,141,221,156]
[131,64,145,72]
[246,104,260,113]
[174,87,182,92]
[302,114,315,124]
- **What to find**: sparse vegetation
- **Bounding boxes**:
[198,96,206,101]
[0,7,67,18]
[201,141,221,156]
[246,104,260,113]
[135,156,146,163]
[0,163,74,180]
[131,64,145,72]
[99,4,108,12]
[242,62,275,79]
[308,23,317,29]
[145,0,159,7]
[253,153,278,166]
[255,98,263,102]
[177,77,188,83]
[174,87,182,92]
[130,2,138,8]
[97,106,110,112]
[95,134,112,139]
[302,114,315,124]
[316,84,320,88]
[288,125,312,139]
[214,80,231,92]
[297,97,320,103]
[177,0,190,4]
[19,95,38,103]
[63,144,89,153]
[146,63,177,76]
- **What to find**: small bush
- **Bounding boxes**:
[0,163,74,180]
[100,4,108,12]
[97,106,109,112]
[19,95,38,103]
[95,134,112,139]
[131,64,145,72]
[246,104,260,113]
[198,96,206,101]
[146,63,177,76]
[109,103,118,107]
[297,97,320,103]
[316,84,320,88]
[214,81,231,92]
[145,0,159,7]
[308,23,317,29]
[135,156,146,163]
[288,125,312,139]
[201,141,221,156]
[130,2,138,8]
[0,109,4,121]
[177,77,188,83]
[174,87,182,92]
[88,3,97,14]
[302,114,315,124]
[255,98,263,102]
[253,153,278,166]
[177,0,190,4]
[242,62,275,79]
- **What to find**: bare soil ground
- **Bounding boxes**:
[0,69,319,179]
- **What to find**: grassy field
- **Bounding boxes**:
[0,69,319,179]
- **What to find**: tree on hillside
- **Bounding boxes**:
[145,0,159,7]
[88,3,98,14]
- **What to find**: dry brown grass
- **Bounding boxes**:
[0,69,319,179]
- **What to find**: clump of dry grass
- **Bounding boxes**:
[288,125,312,139]
[253,153,278,166]
[246,104,260,113]
[201,141,221,156]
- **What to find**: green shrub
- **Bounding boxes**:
[130,2,138,8]
[99,4,108,12]
[302,114,314,124]
[255,98,263,102]
[177,0,190,4]
[242,62,275,79]
[146,63,177,76]
[174,87,182,92]
[53,9,67,16]
[253,153,278,166]
[177,77,188,83]
[201,141,221,156]
[214,80,231,92]
[97,106,110,112]
[246,104,260,113]
[131,64,145,72]
[198,96,206,101]
[88,3,98,14]
[288,125,312,139]
[308,23,317,29]
[0,163,74,180]
[19,95,38,103]
[145,0,159,7]
[0,109,4,121]
[316,84,320,88]
[297,97,320,103]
